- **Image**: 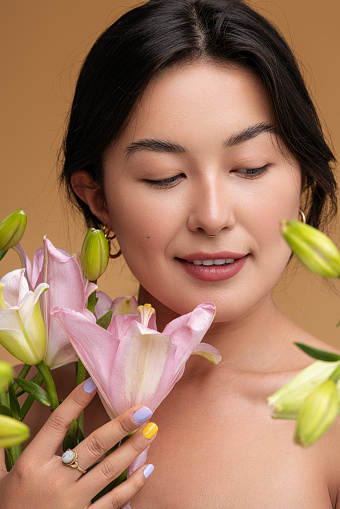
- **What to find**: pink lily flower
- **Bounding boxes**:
[0,269,48,365]
[15,237,97,369]
[52,301,220,495]
[94,294,139,321]
[51,302,221,418]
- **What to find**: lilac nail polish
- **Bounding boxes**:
[133,407,153,424]
[143,464,154,479]
[83,377,97,393]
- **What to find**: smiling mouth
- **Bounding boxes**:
[186,258,235,266]
[176,254,248,281]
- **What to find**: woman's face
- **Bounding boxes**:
[101,62,302,321]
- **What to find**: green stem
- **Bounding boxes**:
[7,443,22,466]
[19,372,44,421]
[87,286,98,314]
[36,361,59,411]
[76,360,86,434]
[0,387,9,408]
[0,249,8,262]
[13,364,31,392]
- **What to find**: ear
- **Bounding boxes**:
[71,171,112,229]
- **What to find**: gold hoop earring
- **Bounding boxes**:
[103,227,121,259]
[299,209,306,224]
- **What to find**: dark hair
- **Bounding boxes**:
[60,0,337,230]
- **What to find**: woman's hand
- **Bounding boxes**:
[0,378,157,508]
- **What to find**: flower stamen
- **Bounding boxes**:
[137,303,155,327]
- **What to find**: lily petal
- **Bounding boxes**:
[112,296,139,316]
[12,244,33,286]
[192,342,222,364]
[163,302,216,375]
[38,237,87,368]
[51,307,120,416]
[1,269,28,307]
[109,322,177,415]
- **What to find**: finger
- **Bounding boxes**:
[91,463,155,509]
[74,406,153,470]
[0,447,7,481]
[28,377,97,459]
[76,422,158,502]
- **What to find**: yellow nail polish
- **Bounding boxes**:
[142,422,158,439]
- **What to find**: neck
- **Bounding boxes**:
[138,286,297,375]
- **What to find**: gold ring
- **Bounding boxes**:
[61,448,87,474]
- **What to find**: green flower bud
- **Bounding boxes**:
[294,379,338,447]
[0,209,27,251]
[281,220,340,278]
[81,228,109,281]
[0,415,30,448]
[267,360,340,419]
[0,361,13,392]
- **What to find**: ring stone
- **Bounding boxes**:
[62,450,75,464]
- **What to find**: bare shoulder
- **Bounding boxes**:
[316,415,340,508]
[280,321,340,507]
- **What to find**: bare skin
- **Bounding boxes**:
[17,296,340,508]
[4,61,339,507]
[131,293,340,508]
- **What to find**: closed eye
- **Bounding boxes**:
[233,165,269,179]
[145,174,185,189]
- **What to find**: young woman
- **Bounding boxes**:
[1,1,339,507]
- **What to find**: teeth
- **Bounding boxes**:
[189,258,235,266]
[213,259,226,265]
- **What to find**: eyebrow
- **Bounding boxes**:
[125,122,278,157]
[224,122,278,147]
[126,139,185,157]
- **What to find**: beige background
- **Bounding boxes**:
[1,0,339,365]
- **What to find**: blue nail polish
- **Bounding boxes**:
[143,464,154,479]
[83,377,97,393]
[133,407,153,424]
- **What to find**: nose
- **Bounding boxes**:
[186,175,236,236]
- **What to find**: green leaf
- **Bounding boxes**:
[13,378,51,407]
[96,309,113,330]
[91,469,128,503]
[5,448,13,471]
[0,249,8,261]
[0,404,12,417]
[8,382,20,420]
[336,320,340,328]
[63,419,85,452]
[294,342,340,362]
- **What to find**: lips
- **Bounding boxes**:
[177,252,248,281]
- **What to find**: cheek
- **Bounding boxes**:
[106,190,179,260]
[250,186,299,272]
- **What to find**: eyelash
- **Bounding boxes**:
[234,165,269,179]
[145,165,269,188]
[146,174,184,189]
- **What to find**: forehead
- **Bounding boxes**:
[104,61,277,168]
[117,61,273,146]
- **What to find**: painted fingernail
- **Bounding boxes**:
[142,422,158,439]
[143,464,155,479]
[133,407,153,424]
[83,377,97,393]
